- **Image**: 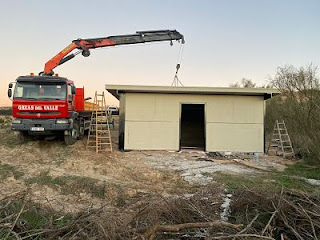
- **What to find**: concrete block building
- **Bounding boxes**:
[106,85,278,152]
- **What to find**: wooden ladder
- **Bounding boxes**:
[267,120,294,158]
[86,92,113,153]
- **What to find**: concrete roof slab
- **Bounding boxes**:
[105,84,280,100]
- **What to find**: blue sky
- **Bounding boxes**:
[0,0,319,105]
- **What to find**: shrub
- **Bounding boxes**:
[266,64,320,165]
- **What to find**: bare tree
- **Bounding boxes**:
[267,64,320,163]
[229,78,257,88]
[241,78,256,88]
[229,82,241,88]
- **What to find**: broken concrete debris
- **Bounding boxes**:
[220,193,232,221]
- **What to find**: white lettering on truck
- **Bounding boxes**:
[18,105,34,110]
[18,105,59,111]
[44,106,58,111]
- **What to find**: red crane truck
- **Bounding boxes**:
[7,30,184,145]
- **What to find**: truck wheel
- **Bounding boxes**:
[64,121,79,145]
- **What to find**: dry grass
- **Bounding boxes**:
[1,186,319,239]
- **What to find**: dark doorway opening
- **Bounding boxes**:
[180,104,205,150]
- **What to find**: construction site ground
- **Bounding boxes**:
[0,115,317,213]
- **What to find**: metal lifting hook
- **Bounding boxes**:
[171,43,184,87]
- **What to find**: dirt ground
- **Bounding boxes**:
[0,115,292,213]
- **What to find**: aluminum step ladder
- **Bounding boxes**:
[86,92,113,153]
[267,120,294,158]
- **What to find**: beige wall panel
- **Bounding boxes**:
[125,121,179,150]
[126,93,263,123]
[125,94,179,122]
[206,123,263,152]
[123,93,264,151]
[206,96,264,123]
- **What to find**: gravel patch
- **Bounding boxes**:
[144,151,254,185]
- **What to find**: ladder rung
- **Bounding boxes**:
[88,136,110,138]
[90,125,109,127]
[90,136,111,140]
[88,141,112,144]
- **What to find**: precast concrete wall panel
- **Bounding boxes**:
[125,93,179,122]
[123,93,265,152]
[206,96,263,124]
[206,123,263,152]
[125,121,179,150]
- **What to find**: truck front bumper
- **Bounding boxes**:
[11,118,73,134]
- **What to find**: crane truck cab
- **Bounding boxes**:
[8,75,85,145]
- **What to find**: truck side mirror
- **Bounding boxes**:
[71,86,76,95]
[9,83,13,88]
[8,89,12,98]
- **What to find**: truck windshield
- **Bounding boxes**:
[13,82,67,100]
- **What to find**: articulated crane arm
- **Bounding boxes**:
[42,30,185,76]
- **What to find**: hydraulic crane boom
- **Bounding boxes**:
[42,30,184,75]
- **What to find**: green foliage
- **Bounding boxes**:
[26,172,106,198]
[0,116,11,129]
[0,200,49,230]
[0,199,74,238]
[0,130,21,148]
[26,171,64,186]
[214,162,319,193]
[21,207,50,229]
[0,163,24,180]
[58,175,106,198]
[284,161,320,180]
